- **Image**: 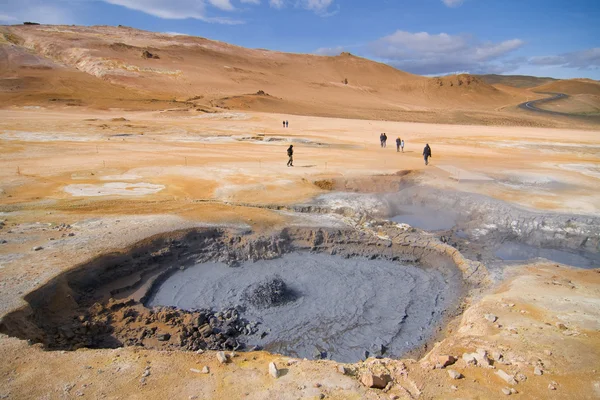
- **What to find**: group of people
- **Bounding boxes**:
[283,124,431,167]
[282,120,289,128]
[379,133,432,165]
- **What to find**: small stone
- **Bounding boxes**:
[447,370,463,380]
[502,388,512,395]
[548,383,556,390]
[390,395,400,400]
[68,232,75,237]
[484,314,498,323]
[462,353,478,365]
[190,368,201,373]
[360,373,391,389]
[314,383,322,388]
[516,373,527,383]
[287,359,299,366]
[216,351,228,364]
[337,365,348,375]
[157,333,170,341]
[534,367,543,376]
[142,369,151,378]
[510,388,518,394]
[201,366,209,374]
[437,355,457,368]
[269,362,280,378]
[544,350,552,356]
[318,394,325,400]
[556,322,567,331]
[33,246,43,251]
[189,396,198,400]
[450,385,458,391]
[496,370,517,385]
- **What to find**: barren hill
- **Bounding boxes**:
[0,24,595,126]
[476,74,557,88]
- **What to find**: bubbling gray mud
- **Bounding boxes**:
[149,253,461,363]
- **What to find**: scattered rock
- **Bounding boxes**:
[484,314,498,323]
[157,333,171,341]
[544,350,552,356]
[450,385,458,391]
[534,367,543,376]
[141,369,150,378]
[190,368,201,373]
[462,353,478,366]
[556,323,567,331]
[337,365,348,375]
[496,370,517,385]
[447,370,463,380]
[268,362,280,378]
[32,246,43,251]
[314,383,322,388]
[360,373,391,389]
[201,366,209,374]
[141,50,160,59]
[437,355,457,368]
[548,383,556,390]
[502,388,512,395]
[515,373,527,383]
[216,351,228,364]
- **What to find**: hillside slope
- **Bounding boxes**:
[0,24,537,118]
[477,74,557,88]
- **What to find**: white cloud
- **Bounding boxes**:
[269,0,285,9]
[268,0,337,15]
[0,0,75,25]
[240,0,261,3]
[102,0,243,24]
[303,0,334,12]
[368,30,524,75]
[442,0,464,7]
[207,0,235,11]
[529,48,600,70]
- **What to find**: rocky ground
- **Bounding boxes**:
[0,108,599,399]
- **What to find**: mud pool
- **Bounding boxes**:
[390,205,457,231]
[495,242,600,269]
[149,252,462,363]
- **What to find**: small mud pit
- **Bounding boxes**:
[0,227,468,363]
[495,242,600,269]
[390,205,457,231]
[149,253,461,362]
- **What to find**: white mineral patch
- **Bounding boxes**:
[99,174,142,181]
[0,130,101,142]
[557,164,600,180]
[64,182,165,197]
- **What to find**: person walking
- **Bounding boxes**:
[287,145,294,167]
[400,139,405,152]
[396,137,401,152]
[380,133,385,148]
[423,143,432,165]
[282,120,286,128]
[382,133,387,148]
[285,120,289,128]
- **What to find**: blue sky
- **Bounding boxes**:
[1,0,599,79]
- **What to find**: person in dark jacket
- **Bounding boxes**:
[423,144,432,165]
[380,133,385,148]
[382,133,387,148]
[396,137,401,152]
[283,120,286,128]
[287,145,294,167]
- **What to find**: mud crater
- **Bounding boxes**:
[0,226,468,362]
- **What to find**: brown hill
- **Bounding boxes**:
[0,24,577,123]
[532,79,600,96]
[477,74,557,89]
